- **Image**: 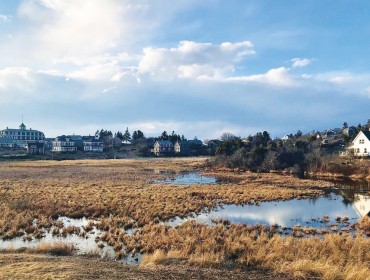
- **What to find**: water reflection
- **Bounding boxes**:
[0,216,140,264]
[156,172,217,185]
[166,192,370,229]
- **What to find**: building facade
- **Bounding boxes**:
[0,137,15,148]
[0,123,45,148]
[153,140,174,156]
[83,137,104,152]
[52,136,78,152]
[27,141,45,155]
[350,131,370,157]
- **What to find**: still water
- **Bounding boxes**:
[156,172,218,185]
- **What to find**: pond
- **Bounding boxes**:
[155,171,218,185]
[0,216,141,264]
[165,189,370,234]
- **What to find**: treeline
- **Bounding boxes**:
[213,131,324,175]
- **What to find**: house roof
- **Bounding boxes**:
[352,130,370,144]
[176,141,190,146]
[189,139,202,145]
[362,131,370,141]
[67,135,82,141]
[1,128,44,134]
[156,140,173,146]
[54,135,75,142]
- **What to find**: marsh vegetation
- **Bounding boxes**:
[0,158,369,279]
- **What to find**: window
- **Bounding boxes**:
[365,148,367,154]
[359,139,365,144]
[357,148,360,153]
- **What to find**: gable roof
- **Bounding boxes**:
[352,130,370,144]
[362,131,370,141]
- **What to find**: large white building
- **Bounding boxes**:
[0,123,45,148]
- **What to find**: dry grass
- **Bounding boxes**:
[0,158,327,239]
[0,253,290,280]
[139,222,370,280]
[0,158,368,279]
[0,242,75,256]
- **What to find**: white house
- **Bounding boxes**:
[350,130,370,157]
[83,138,104,152]
[52,136,78,152]
[0,123,45,148]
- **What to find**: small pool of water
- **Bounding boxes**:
[0,216,141,264]
[156,172,218,185]
[166,191,370,232]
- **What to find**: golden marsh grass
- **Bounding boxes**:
[0,158,368,279]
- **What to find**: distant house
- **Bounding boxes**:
[67,135,83,150]
[350,130,370,157]
[188,137,203,146]
[44,138,54,150]
[322,130,336,139]
[83,137,104,152]
[153,140,174,156]
[174,137,203,155]
[281,134,293,141]
[27,141,45,155]
[52,136,78,152]
[0,137,15,148]
[0,123,45,148]
[174,141,191,155]
[342,127,356,138]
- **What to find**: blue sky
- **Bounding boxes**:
[0,0,369,139]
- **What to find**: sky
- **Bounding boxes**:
[0,0,370,139]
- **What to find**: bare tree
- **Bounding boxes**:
[220,132,236,141]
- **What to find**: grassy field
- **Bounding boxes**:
[0,158,369,279]
[0,253,294,280]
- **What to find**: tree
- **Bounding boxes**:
[137,130,144,139]
[99,129,112,139]
[343,122,348,129]
[220,132,236,141]
[122,127,131,143]
[160,131,169,141]
[295,130,303,138]
[115,131,123,140]
[132,130,145,141]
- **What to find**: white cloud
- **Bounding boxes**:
[96,120,259,140]
[0,15,11,22]
[0,67,35,94]
[227,67,297,87]
[17,0,126,65]
[138,40,255,80]
[291,58,312,68]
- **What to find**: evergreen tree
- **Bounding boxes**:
[132,130,145,140]
[122,127,131,143]
[161,131,168,140]
[115,131,123,140]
